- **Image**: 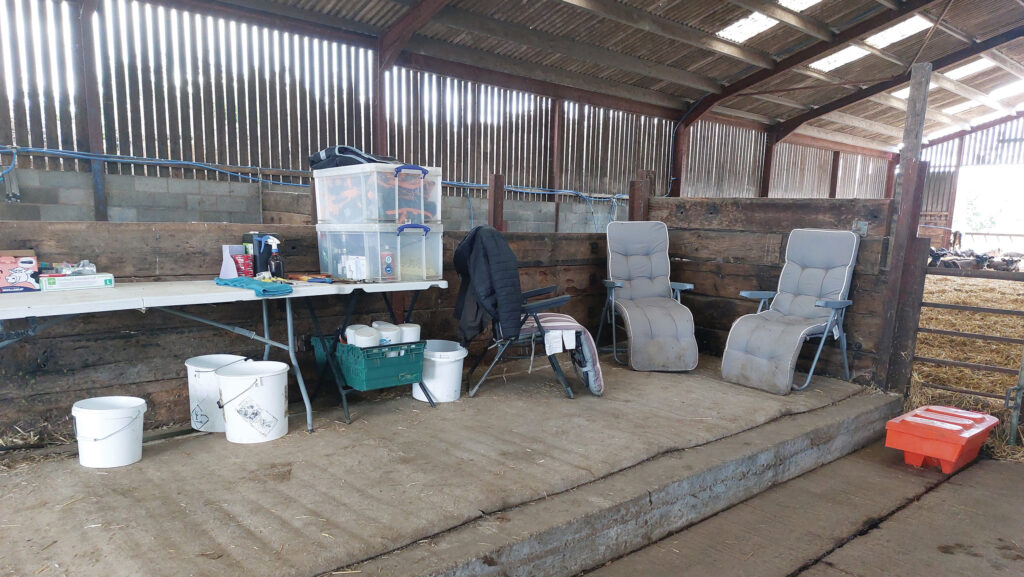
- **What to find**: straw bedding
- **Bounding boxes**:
[910,275,1024,461]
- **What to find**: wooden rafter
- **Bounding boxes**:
[822,111,905,139]
[377,0,450,70]
[431,6,721,94]
[554,0,775,69]
[726,0,833,41]
[930,73,1013,112]
[773,26,1024,140]
[682,0,939,128]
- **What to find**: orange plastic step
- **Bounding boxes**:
[885,405,999,474]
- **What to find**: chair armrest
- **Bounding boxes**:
[522,285,557,301]
[740,290,777,300]
[815,299,853,309]
[670,282,694,292]
[603,280,624,289]
[523,295,571,314]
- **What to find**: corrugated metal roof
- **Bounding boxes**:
[249,0,1024,148]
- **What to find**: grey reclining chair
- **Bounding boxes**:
[721,228,859,395]
[596,221,698,372]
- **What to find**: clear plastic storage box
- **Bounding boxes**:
[317,223,443,283]
[313,163,442,225]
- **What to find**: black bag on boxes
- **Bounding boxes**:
[308,146,399,170]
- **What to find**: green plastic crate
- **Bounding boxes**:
[336,341,425,392]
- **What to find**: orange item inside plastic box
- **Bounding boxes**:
[885,406,999,474]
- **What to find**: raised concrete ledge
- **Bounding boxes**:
[344,391,903,577]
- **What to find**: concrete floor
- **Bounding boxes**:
[588,445,1023,577]
[0,356,870,577]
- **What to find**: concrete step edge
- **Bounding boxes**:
[330,391,903,577]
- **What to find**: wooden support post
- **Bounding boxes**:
[487,174,506,231]
[669,123,690,197]
[549,99,563,231]
[945,136,966,233]
[758,133,777,198]
[897,63,932,202]
[78,1,107,221]
[886,235,932,394]
[873,159,928,393]
[828,150,841,199]
[883,154,898,199]
[627,179,651,221]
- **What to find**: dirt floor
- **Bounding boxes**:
[911,274,1024,460]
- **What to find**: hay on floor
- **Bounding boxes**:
[910,275,1024,462]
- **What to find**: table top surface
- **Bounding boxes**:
[0,279,448,320]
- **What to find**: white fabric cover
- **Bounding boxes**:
[722,229,859,394]
[607,221,698,371]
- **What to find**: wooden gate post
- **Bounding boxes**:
[487,174,506,231]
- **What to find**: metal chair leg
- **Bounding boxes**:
[469,340,512,397]
[793,317,835,391]
[610,303,626,365]
[547,354,574,399]
[839,330,851,381]
[595,298,608,347]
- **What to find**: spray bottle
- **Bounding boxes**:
[266,236,285,278]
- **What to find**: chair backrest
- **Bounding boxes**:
[606,221,672,301]
[771,228,860,319]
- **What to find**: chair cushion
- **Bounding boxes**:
[771,229,859,318]
[615,297,698,372]
[607,221,672,301]
[721,310,828,395]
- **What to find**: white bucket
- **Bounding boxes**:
[377,324,401,345]
[413,340,468,403]
[344,324,368,343]
[350,326,380,348]
[216,361,290,444]
[399,323,421,343]
[185,354,249,432]
[72,396,147,468]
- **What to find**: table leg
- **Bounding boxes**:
[285,298,315,433]
[261,300,271,361]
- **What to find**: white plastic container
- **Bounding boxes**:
[316,223,443,282]
[72,396,147,468]
[313,163,442,225]
[399,323,421,343]
[216,361,290,444]
[185,354,249,432]
[413,340,468,403]
[344,324,368,343]
[350,326,381,348]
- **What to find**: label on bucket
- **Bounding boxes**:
[236,397,279,437]
[191,404,210,429]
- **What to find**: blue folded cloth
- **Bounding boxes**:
[215,277,293,297]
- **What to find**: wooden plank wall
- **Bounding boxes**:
[649,197,894,385]
[0,222,604,442]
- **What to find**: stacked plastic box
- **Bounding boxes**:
[314,163,443,282]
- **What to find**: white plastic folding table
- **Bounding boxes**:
[0,279,447,432]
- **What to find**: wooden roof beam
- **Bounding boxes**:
[790,125,898,152]
[822,111,905,139]
[726,0,834,41]
[431,6,722,93]
[554,0,774,68]
[869,91,970,129]
[403,37,687,113]
[772,26,1024,140]
[683,0,939,128]
[985,50,1024,82]
[930,73,1013,113]
[377,0,450,70]
[789,66,970,129]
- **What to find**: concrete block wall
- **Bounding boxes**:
[0,169,262,223]
[440,195,627,233]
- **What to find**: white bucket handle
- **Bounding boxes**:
[217,377,262,409]
[74,410,144,442]
[194,356,251,376]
